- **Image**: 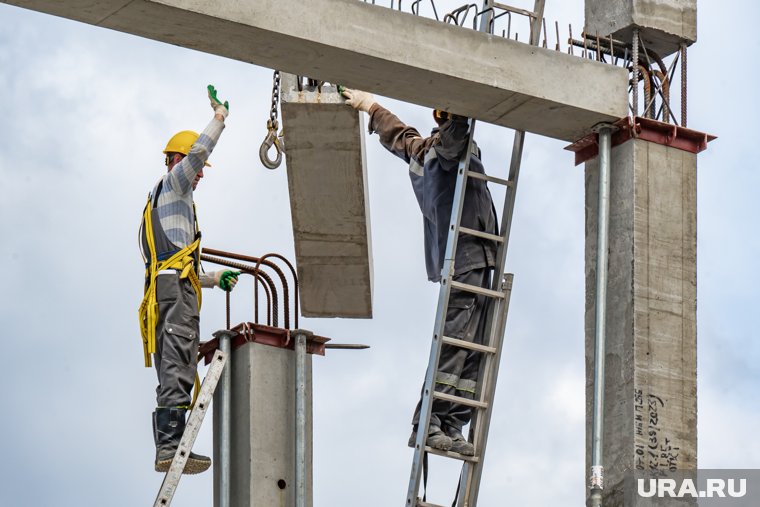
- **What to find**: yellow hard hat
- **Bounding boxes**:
[163,130,211,166]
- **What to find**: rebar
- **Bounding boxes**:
[542,17,547,48]
[595,32,601,61]
[635,65,653,118]
[652,70,671,123]
[199,254,277,327]
[632,29,639,116]
[681,43,687,127]
[203,248,296,328]
[569,37,626,59]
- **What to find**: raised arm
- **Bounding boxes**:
[342,88,434,165]
[368,104,435,165]
[166,85,229,195]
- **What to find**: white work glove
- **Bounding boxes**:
[207,84,229,119]
[342,88,375,113]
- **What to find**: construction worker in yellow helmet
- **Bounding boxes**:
[138,85,239,475]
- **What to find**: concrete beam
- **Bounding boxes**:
[4,0,628,141]
[585,138,697,504]
[280,74,373,318]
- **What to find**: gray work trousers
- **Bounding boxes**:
[154,272,201,408]
[412,267,491,431]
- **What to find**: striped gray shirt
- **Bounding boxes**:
[151,118,225,249]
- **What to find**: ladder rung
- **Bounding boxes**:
[466,170,512,187]
[450,280,505,299]
[433,391,489,409]
[442,336,497,354]
[424,445,480,463]
[459,226,504,243]
[418,501,447,507]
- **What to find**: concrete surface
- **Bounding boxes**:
[280,74,373,318]
[585,139,697,505]
[585,0,697,57]
[213,340,313,507]
[4,0,628,141]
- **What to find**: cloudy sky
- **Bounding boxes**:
[0,1,758,506]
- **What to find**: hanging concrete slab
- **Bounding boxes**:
[280,74,373,318]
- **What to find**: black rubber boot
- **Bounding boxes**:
[153,408,211,474]
[407,424,453,451]
[444,425,475,456]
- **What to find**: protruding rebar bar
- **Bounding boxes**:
[632,29,640,116]
[681,43,687,127]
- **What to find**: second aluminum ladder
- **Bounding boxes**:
[405,2,545,506]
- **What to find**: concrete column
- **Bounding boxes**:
[584,138,697,505]
[213,340,313,507]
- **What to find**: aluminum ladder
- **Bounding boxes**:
[405,2,545,506]
[153,349,228,507]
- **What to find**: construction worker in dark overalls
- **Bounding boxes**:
[138,86,239,474]
[343,88,497,456]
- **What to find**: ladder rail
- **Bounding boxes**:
[154,350,228,507]
[457,274,514,506]
[405,116,479,507]
[407,1,545,505]
[457,2,546,505]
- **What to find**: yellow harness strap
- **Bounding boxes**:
[138,196,202,367]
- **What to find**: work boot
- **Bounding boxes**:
[444,425,475,456]
[153,408,211,474]
[407,424,453,452]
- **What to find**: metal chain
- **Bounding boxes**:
[270,70,281,129]
[260,70,284,170]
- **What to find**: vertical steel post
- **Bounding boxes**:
[218,332,232,507]
[294,329,310,507]
[589,124,613,507]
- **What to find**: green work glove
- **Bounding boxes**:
[219,270,240,291]
[219,270,240,292]
[208,84,230,119]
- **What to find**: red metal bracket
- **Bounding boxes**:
[199,323,330,365]
[565,116,716,166]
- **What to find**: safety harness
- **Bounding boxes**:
[138,181,202,367]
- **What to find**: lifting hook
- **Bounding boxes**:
[259,119,284,170]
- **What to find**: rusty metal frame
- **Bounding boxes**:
[199,323,329,363]
[565,116,716,166]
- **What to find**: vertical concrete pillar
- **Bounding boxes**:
[213,340,313,507]
[584,138,697,505]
